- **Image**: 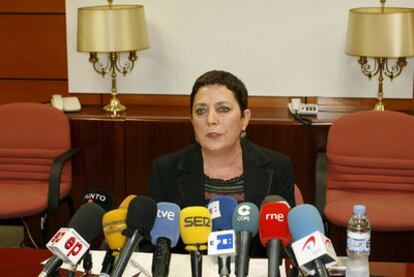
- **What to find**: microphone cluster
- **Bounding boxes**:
[39,189,338,277]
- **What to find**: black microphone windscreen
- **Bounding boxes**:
[125,196,157,236]
[83,187,113,212]
[69,202,105,242]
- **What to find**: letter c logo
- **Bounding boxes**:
[238,205,250,216]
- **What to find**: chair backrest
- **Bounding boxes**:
[327,110,414,193]
[294,184,304,205]
[0,103,72,190]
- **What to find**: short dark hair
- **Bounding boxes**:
[190,70,248,115]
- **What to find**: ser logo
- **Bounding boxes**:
[184,216,211,227]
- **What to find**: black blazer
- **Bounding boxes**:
[149,139,295,256]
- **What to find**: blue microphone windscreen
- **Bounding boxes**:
[232,202,259,236]
[208,196,238,231]
[288,204,325,242]
[150,202,181,247]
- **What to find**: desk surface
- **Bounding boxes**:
[1,248,413,277]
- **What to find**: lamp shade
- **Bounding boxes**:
[77,4,149,53]
[345,7,414,58]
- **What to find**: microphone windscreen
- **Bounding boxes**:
[179,206,212,251]
[150,202,181,247]
[119,195,137,209]
[261,195,290,208]
[102,209,127,252]
[69,202,105,243]
[232,202,259,236]
[208,196,238,231]
[83,187,113,212]
[259,202,291,247]
[125,196,157,236]
[288,204,325,242]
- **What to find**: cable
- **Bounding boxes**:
[21,217,39,249]
[292,113,313,126]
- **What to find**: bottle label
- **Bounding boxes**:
[347,231,370,253]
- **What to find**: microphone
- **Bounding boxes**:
[232,202,259,277]
[111,196,157,277]
[259,201,291,277]
[119,194,137,209]
[260,195,300,276]
[179,206,212,277]
[65,188,112,276]
[39,202,105,277]
[207,196,238,277]
[150,202,181,277]
[288,204,337,277]
[260,195,290,208]
[99,208,128,276]
[83,188,113,212]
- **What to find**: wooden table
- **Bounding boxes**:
[1,247,414,277]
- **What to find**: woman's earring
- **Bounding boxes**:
[240,130,247,138]
[195,135,199,142]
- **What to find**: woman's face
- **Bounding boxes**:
[191,84,250,153]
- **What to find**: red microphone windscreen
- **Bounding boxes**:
[259,202,291,247]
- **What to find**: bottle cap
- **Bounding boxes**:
[353,204,366,215]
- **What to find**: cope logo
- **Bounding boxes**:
[236,205,251,221]
[184,216,211,227]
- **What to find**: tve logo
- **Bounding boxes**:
[157,209,176,221]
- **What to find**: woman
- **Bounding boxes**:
[149,70,295,254]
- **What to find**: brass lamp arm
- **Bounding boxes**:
[114,51,137,76]
[358,56,379,79]
[89,52,111,77]
[384,57,407,80]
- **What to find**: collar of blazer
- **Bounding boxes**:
[175,139,274,207]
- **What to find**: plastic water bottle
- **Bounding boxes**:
[346,205,371,277]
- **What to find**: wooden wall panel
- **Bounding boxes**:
[248,124,330,204]
[0,79,68,103]
[0,1,65,13]
[70,119,126,207]
[0,14,67,79]
[125,120,194,196]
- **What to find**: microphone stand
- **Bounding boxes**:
[267,239,282,277]
[190,245,203,277]
[83,251,93,276]
[218,255,231,277]
[235,231,251,277]
[313,259,329,277]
